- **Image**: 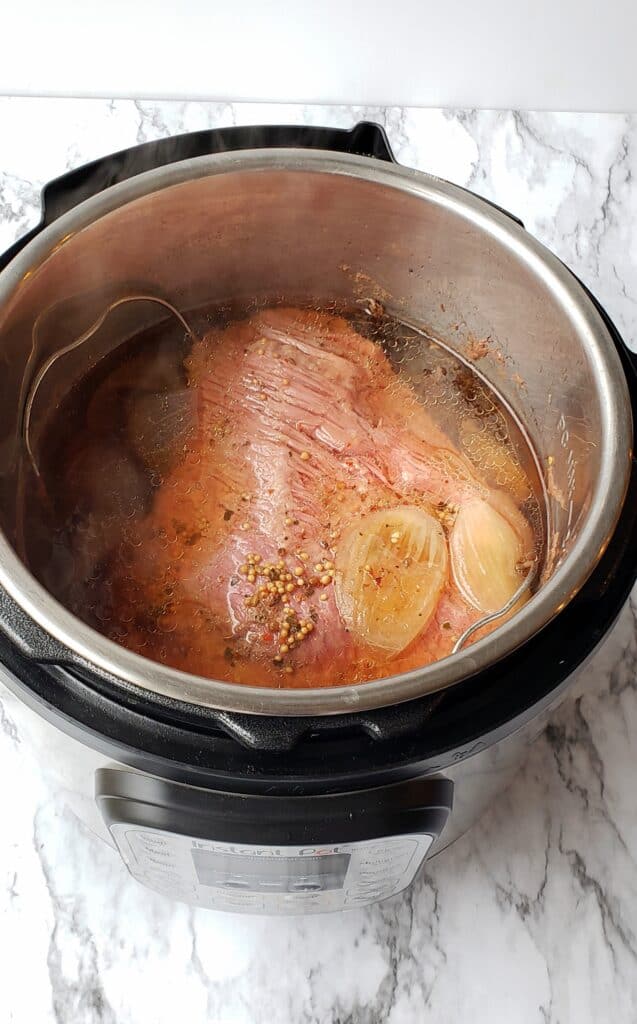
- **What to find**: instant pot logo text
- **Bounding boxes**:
[191,842,341,856]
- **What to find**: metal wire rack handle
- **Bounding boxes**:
[21,294,198,479]
[451,569,535,654]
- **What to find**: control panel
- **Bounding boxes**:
[111,825,433,913]
[96,767,452,914]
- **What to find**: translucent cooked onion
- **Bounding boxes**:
[334,506,448,654]
[450,497,524,613]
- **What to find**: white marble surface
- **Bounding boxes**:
[1,98,637,1023]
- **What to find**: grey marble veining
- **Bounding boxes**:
[0,97,637,1023]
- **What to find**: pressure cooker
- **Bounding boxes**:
[0,121,634,914]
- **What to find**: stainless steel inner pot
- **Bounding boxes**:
[0,150,631,715]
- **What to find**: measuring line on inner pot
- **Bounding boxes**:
[0,120,635,914]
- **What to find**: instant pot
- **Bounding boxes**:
[0,122,635,914]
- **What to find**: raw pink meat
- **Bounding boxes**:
[107,307,530,688]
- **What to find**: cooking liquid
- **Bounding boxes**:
[23,302,547,688]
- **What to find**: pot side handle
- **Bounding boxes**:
[0,121,396,274]
[42,121,397,224]
[40,119,526,230]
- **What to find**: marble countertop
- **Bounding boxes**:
[1,98,637,1024]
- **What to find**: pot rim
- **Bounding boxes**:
[0,148,631,716]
